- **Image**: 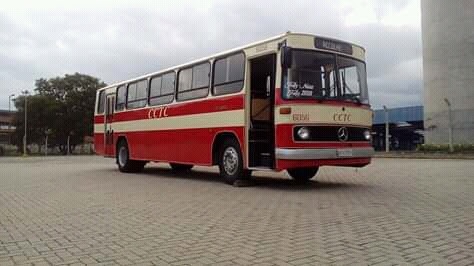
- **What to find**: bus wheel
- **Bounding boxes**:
[170,163,193,171]
[117,141,146,173]
[287,167,319,182]
[218,138,246,184]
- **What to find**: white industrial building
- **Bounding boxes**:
[421,0,474,144]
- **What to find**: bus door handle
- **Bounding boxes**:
[110,130,114,144]
[106,129,113,145]
[266,75,271,97]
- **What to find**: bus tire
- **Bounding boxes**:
[218,138,246,184]
[116,140,146,173]
[287,167,319,182]
[170,163,193,171]
[132,161,146,172]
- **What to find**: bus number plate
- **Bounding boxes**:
[337,149,353,157]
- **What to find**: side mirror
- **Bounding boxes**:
[281,46,292,68]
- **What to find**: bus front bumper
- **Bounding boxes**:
[275,147,375,160]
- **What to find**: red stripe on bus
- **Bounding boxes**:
[94,94,244,123]
[95,126,245,166]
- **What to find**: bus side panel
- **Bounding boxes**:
[94,115,105,155]
[112,94,245,165]
[94,133,105,155]
[125,126,244,165]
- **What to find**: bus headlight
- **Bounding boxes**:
[363,130,371,141]
[297,127,311,140]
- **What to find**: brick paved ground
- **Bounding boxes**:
[0,156,473,265]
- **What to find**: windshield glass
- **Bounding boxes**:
[282,50,369,104]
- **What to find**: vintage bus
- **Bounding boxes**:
[94,32,374,184]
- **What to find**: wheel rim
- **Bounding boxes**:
[118,146,128,167]
[223,147,239,176]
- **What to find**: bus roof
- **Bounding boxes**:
[99,32,365,91]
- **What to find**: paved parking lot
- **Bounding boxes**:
[0,156,473,265]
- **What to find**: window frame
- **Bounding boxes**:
[96,90,106,114]
[148,71,176,106]
[212,51,246,96]
[280,48,369,103]
[176,61,211,102]
[115,85,127,111]
[126,79,148,109]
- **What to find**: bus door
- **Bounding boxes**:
[104,94,115,157]
[248,53,276,168]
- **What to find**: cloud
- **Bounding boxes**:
[0,0,422,110]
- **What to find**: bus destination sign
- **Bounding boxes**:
[314,38,353,55]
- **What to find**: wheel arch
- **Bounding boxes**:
[115,135,129,161]
[211,131,243,166]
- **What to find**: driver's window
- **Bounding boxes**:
[339,66,360,95]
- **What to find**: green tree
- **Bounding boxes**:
[13,73,106,154]
[12,95,59,153]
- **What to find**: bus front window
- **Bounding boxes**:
[282,50,369,104]
[337,56,369,104]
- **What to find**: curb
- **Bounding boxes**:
[374,153,474,160]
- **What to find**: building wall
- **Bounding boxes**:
[0,111,15,125]
[421,0,474,144]
[0,110,15,145]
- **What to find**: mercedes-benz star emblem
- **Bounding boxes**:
[337,127,349,141]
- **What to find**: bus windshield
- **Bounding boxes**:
[282,50,369,104]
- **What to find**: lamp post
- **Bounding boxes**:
[383,105,389,153]
[22,90,29,156]
[67,131,74,155]
[444,98,454,153]
[45,129,52,156]
[8,94,15,145]
[8,94,15,115]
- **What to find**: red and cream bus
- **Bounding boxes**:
[94,32,374,184]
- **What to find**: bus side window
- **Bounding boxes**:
[213,52,245,96]
[127,80,147,109]
[177,63,209,101]
[106,97,114,116]
[149,72,175,106]
[116,85,126,111]
[97,90,105,114]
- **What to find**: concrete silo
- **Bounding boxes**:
[421,0,474,144]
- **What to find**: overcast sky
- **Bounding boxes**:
[0,0,422,110]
